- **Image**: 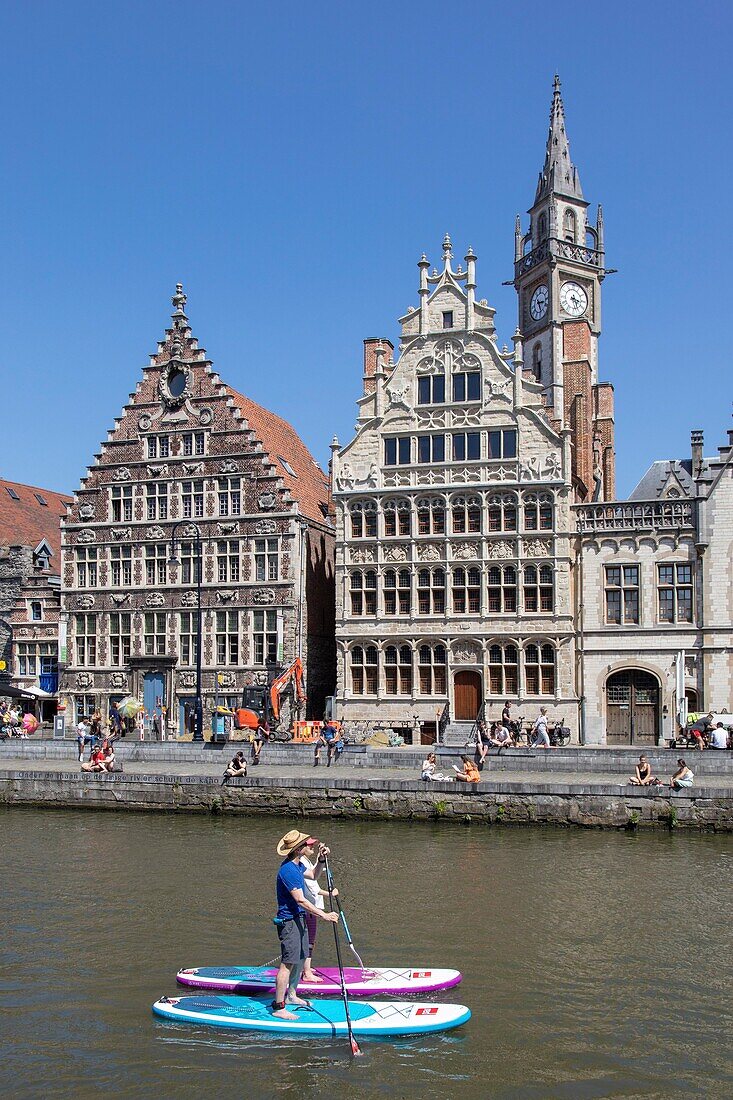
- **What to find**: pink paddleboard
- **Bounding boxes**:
[177,964,461,997]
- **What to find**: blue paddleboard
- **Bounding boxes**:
[153,993,470,1036]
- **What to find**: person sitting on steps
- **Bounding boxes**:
[628,753,657,786]
[222,750,248,784]
[314,721,342,767]
[669,758,694,790]
[452,755,481,783]
[252,721,267,766]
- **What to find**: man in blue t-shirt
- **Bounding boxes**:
[272,829,339,1019]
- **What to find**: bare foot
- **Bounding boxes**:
[286,995,312,1008]
[272,1007,298,1020]
[302,972,324,983]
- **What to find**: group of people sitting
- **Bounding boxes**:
[0,705,30,738]
[80,738,118,773]
[421,752,480,783]
[628,754,695,789]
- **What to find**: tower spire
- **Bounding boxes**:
[535,74,583,202]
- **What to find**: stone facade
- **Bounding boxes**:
[332,235,579,737]
[576,428,733,744]
[59,286,334,735]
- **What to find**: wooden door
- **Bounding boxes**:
[454,671,482,721]
[606,670,659,745]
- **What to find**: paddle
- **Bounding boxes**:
[331,892,365,972]
[324,854,362,1057]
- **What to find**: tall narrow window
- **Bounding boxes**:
[351,645,378,695]
[488,643,518,695]
[451,497,481,534]
[523,493,553,531]
[657,563,693,623]
[218,478,241,517]
[75,614,97,666]
[563,209,576,243]
[110,486,133,522]
[110,546,132,587]
[253,538,278,582]
[350,571,377,616]
[182,432,206,457]
[109,613,131,666]
[417,568,445,614]
[179,542,201,585]
[218,541,241,583]
[145,544,168,586]
[488,494,517,532]
[605,565,640,625]
[416,499,445,535]
[523,564,554,613]
[452,567,481,614]
[418,644,447,694]
[146,483,168,520]
[181,480,204,519]
[452,371,481,402]
[487,565,517,612]
[178,612,198,663]
[144,612,167,657]
[442,310,454,329]
[525,643,555,694]
[216,611,239,665]
[532,344,542,380]
[76,548,98,588]
[253,610,278,664]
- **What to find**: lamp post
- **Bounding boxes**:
[168,521,204,742]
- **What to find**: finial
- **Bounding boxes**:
[172,283,187,316]
[553,73,561,94]
[442,233,452,264]
[418,252,430,267]
[466,246,475,258]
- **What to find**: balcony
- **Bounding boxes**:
[574,499,694,535]
[515,237,604,277]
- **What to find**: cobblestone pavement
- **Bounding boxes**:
[1,755,732,788]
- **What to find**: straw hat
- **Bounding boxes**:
[276,829,315,857]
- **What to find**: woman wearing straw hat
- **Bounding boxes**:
[273,830,339,1020]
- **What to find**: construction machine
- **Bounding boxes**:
[232,658,306,735]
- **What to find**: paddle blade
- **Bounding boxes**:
[350,1036,363,1057]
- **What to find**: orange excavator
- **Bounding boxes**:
[233,658,306,732]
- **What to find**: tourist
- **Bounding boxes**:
[76,719,90,762]
[688,713,713,751]
[709,723,729,750]
[452,755,480,783]
[297,838,334,984]
[109,702,123,740]
[271,830,339,1020]
[222,750,248,783]
[669,759,694,790]
[90,709,102,744]
[252,721,267,766]
[421,752,452,781]
[628,754,656,786]
[475,719,491,766]
[489,722,513,750]
[530,707,552,749]
[81,745,106,772]
[315,721,343,767]
[100,742,117,772]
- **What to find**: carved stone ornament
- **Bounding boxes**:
[79,503,94,520]
[217,671,235,689]
[383,544,408,563]
[146,592,166,607]
[219,460,239,475]
[524,538,552,558]
[147,464,169,478]
[544,453,562,479]
[109,671,127,690]
[138,414,152,432]
[76,594,95,609]
[452,541,479,560]
[486,541,516,560]
[146,525,166,540]
[158,360,192,409]
[485,377,512,402]
[179,671,196,688]
[258,493,277,511]
[218,522,238,535]
[216,589,236,603]
[112,467,131,482]
[110,592,130,606]
[417,544,442,562]
[452,642,481,663]
[350,547,376,564]
[76,529,96,544]
[520,457,543,482]
[180,591,198,608]
[199,407,213,426]
[180,523,199,538]
[75,672,93,689]
[386,381,411,412]
[487,465,514,483]
[111,528,132,541]
[252,588,276,604]
[255,519,277,535]
[253,671,268,686]
[183,462,204,476]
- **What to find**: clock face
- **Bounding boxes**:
[560,281,588,317]
[530,284,549,321]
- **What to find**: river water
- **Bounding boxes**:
[1,810,731,1099]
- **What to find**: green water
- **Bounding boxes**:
[0,810,731,1099]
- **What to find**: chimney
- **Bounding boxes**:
[691,430,704,477]
[363,338,394,396]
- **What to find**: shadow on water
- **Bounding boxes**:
[0,809,731,1099]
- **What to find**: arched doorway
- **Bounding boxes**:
[454,670,482,721]
[606,669,660,745]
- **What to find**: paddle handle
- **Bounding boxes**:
[324,855,362,1057]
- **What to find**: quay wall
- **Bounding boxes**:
[1,770,731,831]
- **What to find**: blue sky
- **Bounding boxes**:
[1,0,730,497]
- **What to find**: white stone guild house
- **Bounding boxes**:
[331,236,580,741]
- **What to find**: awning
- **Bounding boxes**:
[0,684,53,700]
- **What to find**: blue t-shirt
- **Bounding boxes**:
[323,724,337,742]
[276,858,306,921]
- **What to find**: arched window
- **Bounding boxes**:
[383,499,411,537]
[417,568,445,614]
[452,567,481,614]
[488,643,518,695]
[416,497,446,535]
[537,213,547,241]
[524,643,555,694]
[452,495,481,534]
[563,210,576,243]
[384,569,410,615]
[351,645,378,695]
[487,565,517,613]
[532,344,542,381]
[350,501,377,538]
[418,644,447,694]
[523,492,553,531]
[385,645,412,695]
[523,564,554,612]
[488,494,517,532]
[350,570,377,616]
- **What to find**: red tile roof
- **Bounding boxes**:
[227,390,332,526]
[0,478,72,564]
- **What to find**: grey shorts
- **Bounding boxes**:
[277,915,308,965]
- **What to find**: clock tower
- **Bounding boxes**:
[514,75,615,501]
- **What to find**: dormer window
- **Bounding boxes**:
[5,486,20,500]
[34,493,48,506]
[442,311,454,329]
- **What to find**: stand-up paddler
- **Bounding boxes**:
[272,830,339,1019]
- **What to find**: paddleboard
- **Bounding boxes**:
[177,965,462,997]
[153,993,470,1036]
